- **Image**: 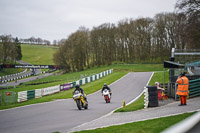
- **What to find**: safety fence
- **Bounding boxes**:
[0,70,47,84]
[0,69,27,79]
[17,69,113,102]
[0,69,27,83]
[0,91,17,106]
[176,78,200,100]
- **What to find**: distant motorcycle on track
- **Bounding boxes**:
[102,89,111,103]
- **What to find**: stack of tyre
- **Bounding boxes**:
[147,85,158,107]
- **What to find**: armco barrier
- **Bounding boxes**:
[35,89,42,98]
[42,85,60,96]
[27,90,35,100]
[17,69,113,102]
[18,91,28,102]
[188,78,200,98]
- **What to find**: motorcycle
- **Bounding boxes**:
[102,89,111,103]
[73,90,88,110]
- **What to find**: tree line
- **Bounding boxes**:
[54,0,200,72]
[0,35,22,64]
[19,36,51,45]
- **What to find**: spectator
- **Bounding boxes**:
[155,82,168,100]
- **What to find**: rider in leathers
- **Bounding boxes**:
[73,84,87,102]
[101,83,112,96]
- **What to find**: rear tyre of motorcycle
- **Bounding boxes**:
[76,100,82,110]
[108,99,110,103]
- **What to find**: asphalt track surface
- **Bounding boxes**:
[0,72,153,133]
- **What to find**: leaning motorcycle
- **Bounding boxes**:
[102,89,111,103]
[73,90,88,110]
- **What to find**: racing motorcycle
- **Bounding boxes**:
[102,89,111,103]
[73,90,88,110]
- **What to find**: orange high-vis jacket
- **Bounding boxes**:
[176,76,189,96]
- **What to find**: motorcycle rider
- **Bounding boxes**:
[73,84,87,102]
[101,83,112,96]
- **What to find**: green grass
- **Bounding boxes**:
[74,112,195,133]
[110,63,163,72]
[0,68,24,76]
[21,44,57,65]
[149,71,169,86]
[115,94,145,112]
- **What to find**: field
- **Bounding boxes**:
[21,44,57,65]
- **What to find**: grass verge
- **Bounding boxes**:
[115,94,144,112]
[0,68,25,77]
[74,112,195,133]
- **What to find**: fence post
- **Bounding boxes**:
[175,83,177,101]
[0,93,1,106]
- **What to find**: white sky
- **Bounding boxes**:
[0,0,177,43]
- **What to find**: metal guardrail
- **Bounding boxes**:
[162,111,200,133]
[189,78,200,98]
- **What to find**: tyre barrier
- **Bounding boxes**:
[147,85,158,107]
[144,85,159,108]
[144,87,149,108]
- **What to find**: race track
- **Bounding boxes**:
[0,72,153,133]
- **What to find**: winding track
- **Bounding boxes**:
[0,72,153,133]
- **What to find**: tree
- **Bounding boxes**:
[15,37,22,60]
[176,0,200,49]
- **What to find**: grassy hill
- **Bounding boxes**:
[21,44,57,65]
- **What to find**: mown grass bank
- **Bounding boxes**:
[21,44,57,65]
[74,112,195,133]
[0,68,25,77]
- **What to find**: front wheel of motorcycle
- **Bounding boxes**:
[84,103,88,109]
[105,97,108,103]
[76,100,82,110]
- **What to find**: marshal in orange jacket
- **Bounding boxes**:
[176,76,189,96]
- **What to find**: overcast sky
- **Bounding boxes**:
[0,0,177,43]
